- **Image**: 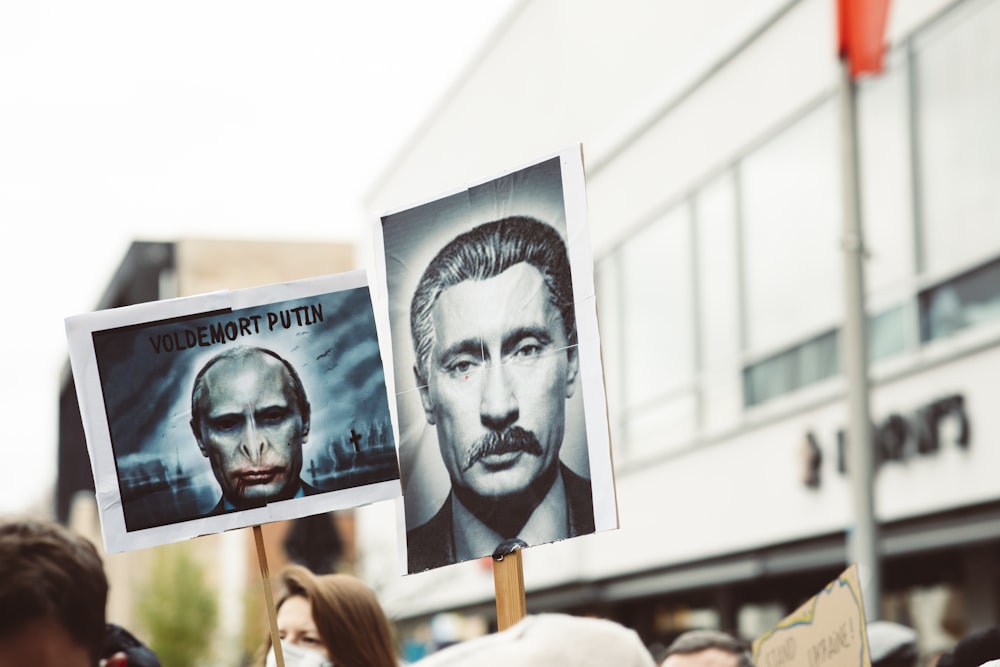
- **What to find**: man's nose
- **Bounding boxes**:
[480,362,519,431]
[239,414,266,460]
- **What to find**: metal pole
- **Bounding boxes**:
[838,57,881,621]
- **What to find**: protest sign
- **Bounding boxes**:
[66,271,401,553]
[753,564,872,667]
[372,145,617,577]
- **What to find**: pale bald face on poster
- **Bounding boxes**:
[190,347,310,509]
[418,263,579,498]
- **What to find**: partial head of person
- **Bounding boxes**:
[263,564,397,667]
[0,518,159,667]
[867,621,918,667]
[411,613,655,667]
[660,629,752,667]
[190,346,311,510]
[409,216,579,504]
[940,625,1000,667]
[0,518,108,667]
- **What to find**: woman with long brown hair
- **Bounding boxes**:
[262,564,398,667]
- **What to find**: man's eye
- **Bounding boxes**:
[259,408,290,425]
[444,358,479,376]
[513,342,543,359]
[211,416,242,432]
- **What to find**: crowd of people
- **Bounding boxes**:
[5,515,1000,667]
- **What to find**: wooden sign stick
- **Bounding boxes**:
[492,541,527,631]
[253,525,286,667]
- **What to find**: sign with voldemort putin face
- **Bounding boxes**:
[66,271,401,553]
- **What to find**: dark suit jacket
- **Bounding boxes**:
[206,479,322,516]
[406,462,594,573]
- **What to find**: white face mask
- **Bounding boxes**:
[265,641,335,667]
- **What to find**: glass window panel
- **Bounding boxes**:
[743,330,839,407]
[696,171,741,369]
[869,304,908,361]
[743,350,797,407]
[694,171,743,430]
[915,0,1000,274]
[919,256,1000,342]
[620,206,694,405]
[741,100,842,352]
[798,330,839,386]
[857,53,915,294]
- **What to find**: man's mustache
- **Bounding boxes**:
[463,426,543,471]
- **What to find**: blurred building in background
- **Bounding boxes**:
[57,238,358,667]
[363,0,1000,659]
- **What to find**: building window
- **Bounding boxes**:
[870,303,910,361]
[857,51,915,295]
[740,99,842,354]
[914,0,1000,276]
[738,55,915,406]
[919,256,1000,342]
[694,171,743,429]
[743,330,839,407]
[619,205,697,455]
[620,206,695,399]
[742,303,907,408]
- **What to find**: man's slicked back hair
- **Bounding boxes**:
[410,216,577,384]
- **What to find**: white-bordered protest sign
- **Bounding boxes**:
[373,146,618,573]
[66,270,401,553]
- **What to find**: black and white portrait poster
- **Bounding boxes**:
[374,146,618,573]
[66,271,401,553]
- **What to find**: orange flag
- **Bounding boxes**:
[837,0,891,78]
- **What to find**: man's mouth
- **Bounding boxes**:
[475,450,526,471]
[464,427,543,471]
[234,467,284,485]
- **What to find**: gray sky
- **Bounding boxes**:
[0,0,515,514]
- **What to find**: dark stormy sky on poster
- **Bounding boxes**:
[91,285,396,528]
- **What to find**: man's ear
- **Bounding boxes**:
[302,403,311,441]
[414,365,436,425]
[565,346,580,399]
[190,420,208,457]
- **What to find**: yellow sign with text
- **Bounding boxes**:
[753,564,871,667]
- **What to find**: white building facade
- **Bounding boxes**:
[360,0,1000,655]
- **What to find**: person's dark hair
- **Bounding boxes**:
[0,518,108,666]
[190,346,311,439]
[410,216,577,384]
[103,623,162,667]
[949,626,1000,667]
[260,564,397,667]
[663,629,753,667]
[867,621,919,667]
